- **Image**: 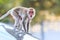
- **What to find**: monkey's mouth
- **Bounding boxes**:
[29,13,32,17]
[30,15,32,17]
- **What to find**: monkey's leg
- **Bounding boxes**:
[14,19,19,31]
[18,20,23,31]
[23,20,26,32]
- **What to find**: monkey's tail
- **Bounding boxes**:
[0,11,10,20]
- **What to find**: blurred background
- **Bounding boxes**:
[0,0,60,40]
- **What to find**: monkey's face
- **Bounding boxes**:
[27,8,35,19]
[29,9,34,17]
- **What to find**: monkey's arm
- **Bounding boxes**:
[26,19,29,32]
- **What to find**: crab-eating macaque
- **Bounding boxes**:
[0,6,36,32]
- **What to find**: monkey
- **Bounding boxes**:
[0,6,36,32]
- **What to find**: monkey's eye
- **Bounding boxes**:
[29,11,34,14]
